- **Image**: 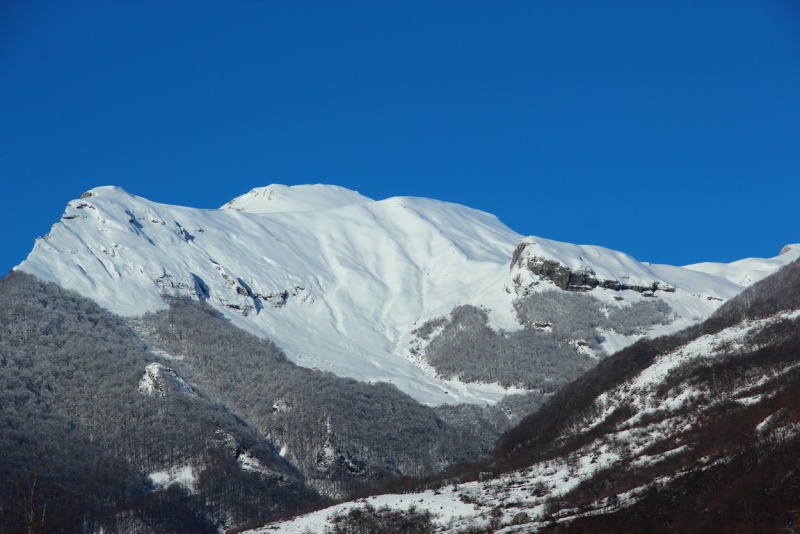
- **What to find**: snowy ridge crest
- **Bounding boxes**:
[684,243,800,286]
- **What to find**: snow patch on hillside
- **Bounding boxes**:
[148,464,196,493]
[138,363,195,397]
[238,451,274,476]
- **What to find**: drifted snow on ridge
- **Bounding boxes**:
[17,184,795,406]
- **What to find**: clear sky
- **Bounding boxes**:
[2,1,799,275]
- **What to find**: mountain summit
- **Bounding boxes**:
[221,184,373,213]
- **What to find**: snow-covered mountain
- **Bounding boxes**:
[17,184,800,405]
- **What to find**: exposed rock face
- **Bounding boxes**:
[151,261,314,317]
[509,241,676,296]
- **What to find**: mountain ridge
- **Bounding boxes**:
[17,184,800,405]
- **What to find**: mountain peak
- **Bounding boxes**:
[221,184,373,213]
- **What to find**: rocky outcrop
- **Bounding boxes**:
[138,362,195,397]
[153,263,313,317]
[509,241,676,296]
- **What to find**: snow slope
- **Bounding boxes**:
[684,243,800,286]
[17,184,796,405]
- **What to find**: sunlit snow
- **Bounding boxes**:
[18,184,797,405]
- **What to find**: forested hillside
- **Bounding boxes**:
[0,272,540,532]
[0,271,318,533]
[412,291,673,390]
[129,297,531,499]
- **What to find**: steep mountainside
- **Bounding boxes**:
[253,257,800,533]
[128,296,523,499]
[0,272,318,533]
[0,272,530,532]
[17,185,798,405]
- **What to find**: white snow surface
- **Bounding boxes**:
[683,243,800,286]
[148,464,196,493]
[250,490,478,533]
[17,184,795,405]
[222,184,373,213]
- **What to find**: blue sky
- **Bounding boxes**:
[2,1,799,274]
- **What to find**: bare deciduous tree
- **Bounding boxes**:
[12,450,58,534]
